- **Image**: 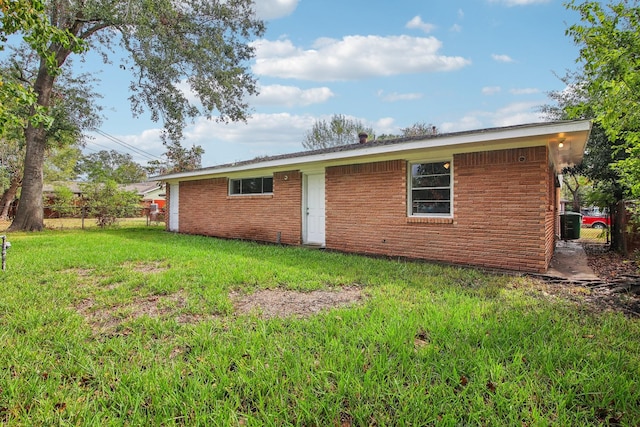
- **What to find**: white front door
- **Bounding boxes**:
[305,173,325,245]
[168,183,179,232]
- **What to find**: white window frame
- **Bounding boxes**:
[229,176,274,195]
[408,160,453,217]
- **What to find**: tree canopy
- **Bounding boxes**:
[565,0,640,198]
[377,122,438,141]
[77,150,147,184]
[399,122,438,138]
[0,0,85,132]
[543,68,628,250]
[302,114,375,150]
[4,0,265,231]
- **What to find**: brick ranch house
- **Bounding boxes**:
[155,120,592,273]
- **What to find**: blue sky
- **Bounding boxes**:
[77,0,584,168]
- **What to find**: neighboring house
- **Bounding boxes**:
[43,182,84,199]
[123,182,166,211]
[42,182,84,218]
[154,120,592,273]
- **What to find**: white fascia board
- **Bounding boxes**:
[157,120,592,183]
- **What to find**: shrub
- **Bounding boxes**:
[80,180,140,227]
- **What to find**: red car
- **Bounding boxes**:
[580,207,610,229]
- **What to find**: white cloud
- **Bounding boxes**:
[183,113,315,164]
[439,101,544,133]
[406,16,436,33]
[377,90,424,102]
[183,112,395,164]
[374,117,397,133]
[440,115,484,133]
[450,24,462,33]
[491,53,514,63]
[510,87,540,95]
[252,35,471,81]
[491,102,544,126]
[252,0,299,20]
[254,84,335,106]
[176,80,198,104]
[482,86,501,95]
[187,113,308,144]
[488,0,550,5]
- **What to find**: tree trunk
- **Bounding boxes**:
[0,176,22,219]
[563,175,581,211]
[7,58,57,232]
[8,42,74,231]
[610,201,625,254]
[7,123,48,231]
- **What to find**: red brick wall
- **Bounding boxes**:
[545,164,558,266]
[169,146,553,273]
[175,171,302,245]
[326,147,551,272]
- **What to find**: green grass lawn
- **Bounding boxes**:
[0,225,638,426]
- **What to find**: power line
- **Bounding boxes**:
[91,128,163,161]
[88,128,165,162]
[84,140,116,153]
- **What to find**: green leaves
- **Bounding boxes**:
[565,0,640,198]
[0,0,86,135]
[77,150,147,184]
[118,0,266,143]
[4,0,265,231]
[80,180,142,227]
[302,114,375,150]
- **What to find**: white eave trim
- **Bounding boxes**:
[155,120,592,182]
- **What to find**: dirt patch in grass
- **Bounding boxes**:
[76,286,364,335]
[75,291,203,335]
[64,268,94,277]
[230,286,364,319]
[125,260,170,274]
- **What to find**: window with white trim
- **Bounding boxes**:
[229,176,273,195]
[409,161,452,216]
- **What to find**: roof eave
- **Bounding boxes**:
[153,120,592,181]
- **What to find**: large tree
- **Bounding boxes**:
[6,0,265,231]
[0,49,101,219]
[77,149,147,183]
[302,114,375,150]
[44,145,83,182]
[565,0,640,198]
